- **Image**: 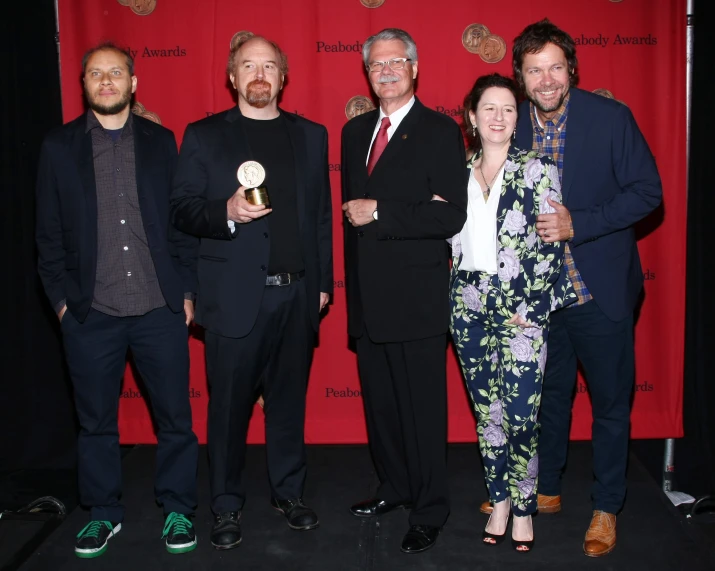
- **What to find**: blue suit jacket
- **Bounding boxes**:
[516,88,662,321]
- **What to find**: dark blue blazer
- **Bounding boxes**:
[516,88,662,321]
[36,112,197,322]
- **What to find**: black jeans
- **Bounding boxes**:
[206,280,314,513]
[62,306,198,522]
[538,300,635,514]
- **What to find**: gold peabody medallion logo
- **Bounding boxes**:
[592,88,614,99]
[131,102,162,125]
[479,34,507,64]
[462,24,490,54]
[593,88,627,107]
[345,95,376,120]
[117,0,157,16]
[360,0,386,7]
[591,87,628,107]
[230,30,255,49]
[462,24,507,64]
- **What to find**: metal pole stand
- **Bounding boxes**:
[662,438,695,506]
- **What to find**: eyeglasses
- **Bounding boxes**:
[366,58,412,73]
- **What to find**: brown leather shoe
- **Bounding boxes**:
[479,501,493,515]
[583,510,616,557]
[537,494,561,514]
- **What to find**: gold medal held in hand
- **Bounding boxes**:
[237,161,270,208]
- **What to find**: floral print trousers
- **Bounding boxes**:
[450,272,548,515]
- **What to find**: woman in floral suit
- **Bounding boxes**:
[449,74,575,552]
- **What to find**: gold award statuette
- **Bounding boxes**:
[237,161,270,208]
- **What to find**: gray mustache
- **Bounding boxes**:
[377,75,400,83]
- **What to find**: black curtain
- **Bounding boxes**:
[0,2,76,473]
[676,0,715,497]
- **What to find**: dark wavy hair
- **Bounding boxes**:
[512,19,579,91]
[462,73,520,155]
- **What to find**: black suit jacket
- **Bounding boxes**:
[515,88,662,321]
[341,98,468,343]
[170,107,333,339]
[36,112,197,322]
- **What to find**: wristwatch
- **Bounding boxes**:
[372,209,378,221]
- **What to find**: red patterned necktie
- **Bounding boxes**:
[367,117,391,175]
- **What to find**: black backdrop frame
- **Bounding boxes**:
[0,0,712,502]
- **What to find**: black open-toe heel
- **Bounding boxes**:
[511,537,535,552]
[482,511,510,546]
[511,514,534,553]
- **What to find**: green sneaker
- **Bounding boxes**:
[75,520,121,558]
[162,512,197,554]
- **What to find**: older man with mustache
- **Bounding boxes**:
[171,35,333,550]
[342,28,467,554]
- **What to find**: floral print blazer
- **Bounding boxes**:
[450,146,576,327]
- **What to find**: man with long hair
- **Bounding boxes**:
[511,19,662,556]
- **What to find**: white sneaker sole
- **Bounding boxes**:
[75,523,121,558]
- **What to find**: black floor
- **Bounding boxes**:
[16,443,715,571]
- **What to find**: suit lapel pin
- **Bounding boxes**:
[401,134,408,140]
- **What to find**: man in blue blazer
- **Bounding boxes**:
[36,43,199,558]
[512,20,662,556]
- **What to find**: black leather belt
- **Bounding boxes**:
[265,270,305,286]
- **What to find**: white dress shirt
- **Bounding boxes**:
[366,96,416,164]
[458,167,504,273]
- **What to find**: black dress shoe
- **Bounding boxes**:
[271,498,319,530]
[350,498,412,518]
[211,511,241,550]
[400,525,441,554]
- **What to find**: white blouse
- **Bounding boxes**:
[457,166,504,274]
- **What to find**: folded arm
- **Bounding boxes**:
[373,125,467,240]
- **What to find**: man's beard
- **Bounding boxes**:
[245,79,273,108]
[529,85,568,114]
[85,86,132,116]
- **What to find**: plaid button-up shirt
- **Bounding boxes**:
[530,93,592,306]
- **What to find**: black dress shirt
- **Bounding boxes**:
[87,111,166,316]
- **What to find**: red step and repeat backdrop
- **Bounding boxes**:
[56,0,686,443]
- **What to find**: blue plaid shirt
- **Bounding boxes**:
[530,93,592,306]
